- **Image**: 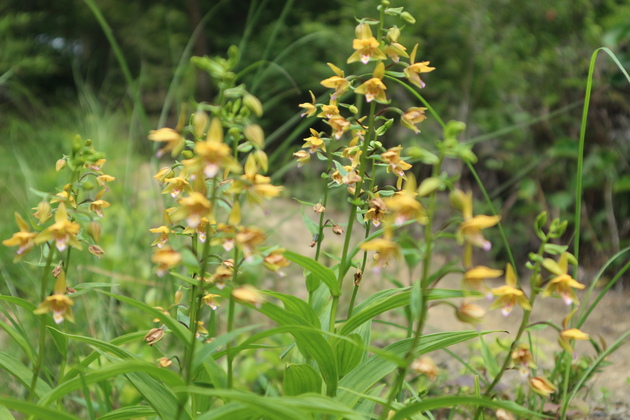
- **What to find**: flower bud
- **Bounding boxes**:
[455,302,485,325]
[401,11,416,24]
[33,200,52,225]
[232,285,264,307]
[243,93,263,117]
[144,328,165,346]
[313,203,325,213]
[56,159,66,172]
[348,105,358,114]
[88,221,101,243]
[410,356,437,380]
[244,124,265,148]
[193,110,209,138]
[529,376,557,397]
[157,357,172,367]
[174,290,183,305]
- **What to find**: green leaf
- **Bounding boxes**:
[334,333,363,377]
[0,352,52,398]
[95,405,155,419]
[543,243,568,255]
[283,251,340,297]
[192,324,259,375]
[390,396,549,419]
[0,319,35,364]
[409,281,423,321]
[263,291,320,328]
[0,396,80,420]
[479,335,500,378]
[337,331,497,408]
[255,301,338,395]
[0,295,67,354]
[38,360,185,409]
[299,204,320,236]
[284,364,323,396]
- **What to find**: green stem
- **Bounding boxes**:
[314,143,334,263]
[29,244,56,401]
[226,247,239,389]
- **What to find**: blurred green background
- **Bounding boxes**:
[1,0,629,298]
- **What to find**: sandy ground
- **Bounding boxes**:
[260,197,630,419]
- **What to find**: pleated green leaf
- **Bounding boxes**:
[334,333,363,377]
[283,363,323,396]
[0,352,51,398]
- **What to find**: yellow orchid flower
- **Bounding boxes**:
[355,62,388,103]
[401,107,428,133]
[542,252,585,305]
[35,203,82,252]
[490,265,531,316]
[33,271,74,324]
[298,90,317,117]
[404,44,436,89]
[321,63,350,100]
[347,22,387,64]
[3,213,38,261]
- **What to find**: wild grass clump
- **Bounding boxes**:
[1,1,630,419]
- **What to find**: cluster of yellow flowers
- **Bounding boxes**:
[3,138,114,323]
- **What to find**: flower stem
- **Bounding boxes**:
[29,243,55,401]
[226,247,239,389]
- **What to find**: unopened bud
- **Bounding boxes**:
[348,105,358,114]
[174,290,183,305]
[401,11,416,24]
[529,376,557,397]
[193,110,209,138]
[157,357,172,367]
[56,159,66,172]
[243,93,263,117]
[88,221,101,243]
[455,302,485,325]
[244,124,265,148]
[182,150,194,159]
[33,200,52,225]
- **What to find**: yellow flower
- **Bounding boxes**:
[229,154,284,205]
[355,62,387,103]
[170,192,212,229]
[320,63,350,100]
[293,150,310,167]
[559,328,590,354]
[489,264,530,316]
[33,271,74,324]
[302,128,327,153]
[360,237,400,273]
[148,127,185,158]
[157,357,172,368]
[188,118,241,178]
[35,203,82,252]
[384,26,409,63]
[452,189,500,267]
[364,197,388,227]
[384,175,427,225]
[150,226,172,248]
[404,44,436,89]
[263,249,290,276]
[207,263,234,289]
[542,253,585,305]
[202,293,221,310]
[151,246,182,277]
[33,200,52,225]
[381,145,412,179]
[89,190,110,218]
[96,174,115,190]
[298,90,317,117]
[3,213,38,261]
[317,102,340,119]
[401,107,428,133]
[347,22,387,64]
[328,115,350,139]
[232,284,265,307]
[463,265,503,292]
[162,172,192,198]
[153,167,174,184]
[511,343,537,377]
[529,376,557,397]
[235,227,266,260]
